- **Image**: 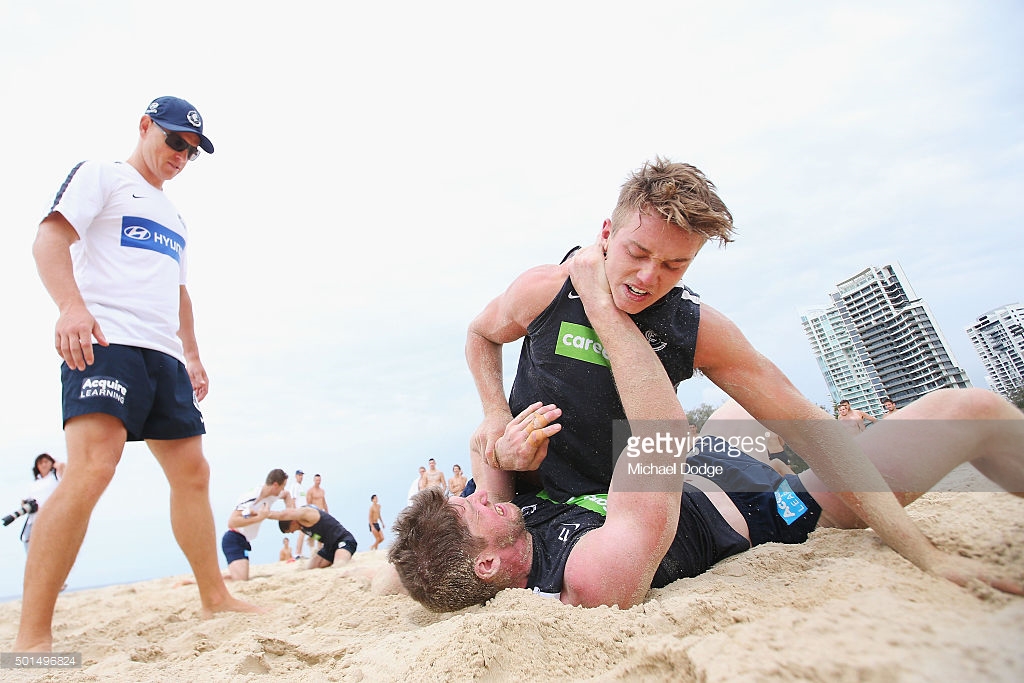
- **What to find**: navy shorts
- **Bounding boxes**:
[61,344,205,442]
[318,529,358,564]
[686,436,821,547]
[222,529,251,563]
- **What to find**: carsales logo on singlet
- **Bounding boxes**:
[121,216,185,263]
[555,321,611,367]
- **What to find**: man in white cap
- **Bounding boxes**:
[16,96,260,652]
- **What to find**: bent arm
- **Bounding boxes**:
[227,507,268,528]
[33,213,107,369]
[561,246,687,607]
[268,506,319,526]
[467,264,566,494]
[33,214,84,316]
[466,265,562,417]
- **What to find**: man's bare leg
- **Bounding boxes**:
[802,388,1024,528]
[307,554,332,569]
[14,414,126,651]
[226,559,250,581]
[148,437,264,616]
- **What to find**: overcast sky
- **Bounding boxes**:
[1,1,1021,599]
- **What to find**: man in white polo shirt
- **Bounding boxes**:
[17,96,259,653]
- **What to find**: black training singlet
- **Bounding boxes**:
[301,506,349,545]
[508,247,701,501]
[518,490,605,597]
[519,485,750,597]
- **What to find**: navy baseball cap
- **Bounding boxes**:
[144,96,214,154]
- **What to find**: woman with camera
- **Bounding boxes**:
[20,453,65,551]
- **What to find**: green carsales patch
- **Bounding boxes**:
[554,321,610,367]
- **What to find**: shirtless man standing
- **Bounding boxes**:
[368,494,385,550]
[307,474,328,512]
[424,459,447,494]
[448,465,468,497]
[837,399,878,434]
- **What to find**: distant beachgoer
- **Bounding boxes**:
[424,458,447,494]
[369,494,385,550]
[16,454,66,552]
[448,465,468,497]
[288,470,308,559]
[304,475,329,553]
[279,537,293,562]
[288,470,308,505]
[307,474,328,511]
[221,469,294,580]
[881,398,900,418]
[837,399,878,434]
[273,506,357,568]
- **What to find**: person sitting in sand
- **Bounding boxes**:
[388,248,1024,611]
[837,399,878,434]
[272,506,357,569]
[279,537,294,562]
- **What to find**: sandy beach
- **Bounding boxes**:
[2,466,1022,682]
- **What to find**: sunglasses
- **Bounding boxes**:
[153,122,201,161]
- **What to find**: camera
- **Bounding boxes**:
[2,498,39,526]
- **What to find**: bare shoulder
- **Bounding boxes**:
[504,263,569,319]
[472,262,569,338]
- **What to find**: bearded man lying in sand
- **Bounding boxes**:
[387,247,1024,612]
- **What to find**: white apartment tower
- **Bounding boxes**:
[965,303,1024,397]
[802,264,971,416]
[800,304,886,412]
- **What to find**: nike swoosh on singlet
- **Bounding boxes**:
[568,291,580,299]
[132,194,146,198]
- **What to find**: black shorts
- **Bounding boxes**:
[221,529,251,564]
[61,344,205,441]
[318,529,357,564]
[686,436,821,546]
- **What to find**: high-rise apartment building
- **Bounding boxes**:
[801,264,971,417]
[800,304,886,413]
[965,303,1024,398]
